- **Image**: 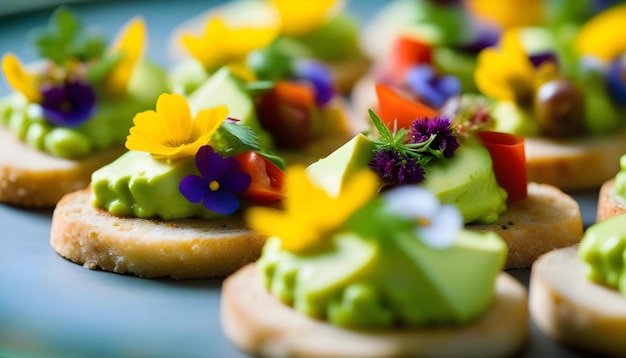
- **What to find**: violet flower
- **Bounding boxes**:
[293,60,335,106]
[406,65,460,108]
[179,145,251,215]
[607,55,626,105]
[528,51,558,69]
[369,148,425,187]
[410,117,459,158]
[40,80,97,127]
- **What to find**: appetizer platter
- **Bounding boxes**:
[0,0,609,357]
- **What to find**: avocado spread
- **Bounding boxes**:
[258,190,508,329]
[0,61,167,159]
[579,214,626,294]
[612,154,626,202]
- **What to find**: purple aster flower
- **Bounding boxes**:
[406,65,460,108]
[293,60,335,106]
[179,146,251,215]
[410,117,459,158]
[369,148,425,186]
[40,80,97,127]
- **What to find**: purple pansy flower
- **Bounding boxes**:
[406,65,460,108]
[179,145,251,215]
[410,117,459,158]
[369,148,425,186]
[528,51,558,69]
[40,80,97,127]
[293,60,335,106]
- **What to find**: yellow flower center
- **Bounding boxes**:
[209,180,220,191]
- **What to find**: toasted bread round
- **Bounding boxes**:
[50,188,266,279]
[468,183,583,269]
[596,178,626,222]
[529,246,626,356]
[221,263,528,358]
[0,127,125,208]
[525,132,626,192]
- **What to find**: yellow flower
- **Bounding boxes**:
[103,17,146,97]
[246,166,379,253]
[466,0,544,29]
[181,17,279,71]
[575,3,626,62]
[126,93,227,160]
[270,0,340,37]
[1,53,41,102]
[475,29,536,105]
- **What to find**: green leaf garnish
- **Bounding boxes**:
[212,121,260,156]
[30,6,106,65]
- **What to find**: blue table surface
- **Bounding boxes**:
[0,1,600,357]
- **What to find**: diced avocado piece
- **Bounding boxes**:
[306,133,376,197]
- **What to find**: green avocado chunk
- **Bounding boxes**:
[91,151,221,220]
[306,134,507,224]
[187,67,272,148]
[259,228,507,329]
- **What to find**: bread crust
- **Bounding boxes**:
[468,183,583,269]
[50,188,267,279]
[597,178,626,222]
[529,246,626,357]
[221,263,528,358]
[0,127,125,208]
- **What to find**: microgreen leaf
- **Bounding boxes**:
[212,122,260,156]
[30,6,105,65]
[368,109,394,143]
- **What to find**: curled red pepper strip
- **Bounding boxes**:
[478,131,527,201]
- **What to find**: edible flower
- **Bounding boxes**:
[369,149,425,186]
[474,29,536,105]
[181,17,279,71]
[126,93,227,160]
[102,17,146,97]
[383,186,462,249]
[246,166,378,253]
[40,80,97,127]
[1,53,42,102]
[270,0,339,37]
[292,60,335,106]
[575,3,626,62]
[406,65,461,108]
[466,0,544,29]
[1,9,146,126]
[179,145,251,215]
[410,117,459,158]
[368,109,459,187]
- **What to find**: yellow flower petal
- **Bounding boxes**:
[125,93,227,160]
[475,29,535,104]
[181,17,279,70]
[103,17,146,97]
[245,166,379,253]
[575,3,626,62]
[270,0,340,36]
[1,53,41,102]
[466,0,544,29]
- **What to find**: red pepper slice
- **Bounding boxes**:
[385,35,433,84]
[375,84,438,130]
[478,131,527,201]
[234,151,285,204]
[255,81,316,149]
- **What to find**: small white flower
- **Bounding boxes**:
[383,186,462,249]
